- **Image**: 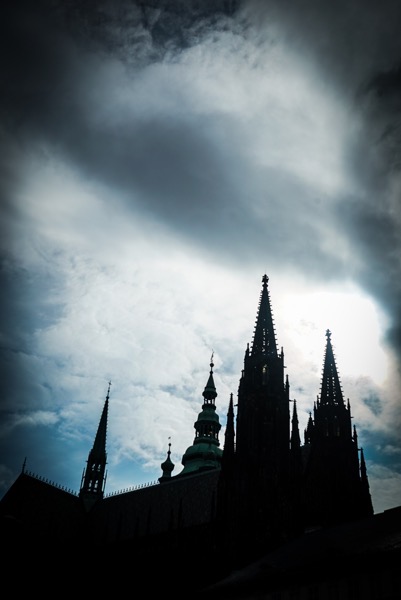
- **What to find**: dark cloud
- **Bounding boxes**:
[1,0,400,347]
[246,0,401,87]
[0,262,66,456]
[0,2,345,268]
[2,0,400,333]
[362,391,383,418]
[240,1,401,360]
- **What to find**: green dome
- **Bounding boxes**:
[179,441,223,476]
[197,407,220,423]
[183,442,222,458]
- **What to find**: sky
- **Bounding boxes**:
[1,0,400,514]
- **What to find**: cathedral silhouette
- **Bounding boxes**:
[2,275,400,597]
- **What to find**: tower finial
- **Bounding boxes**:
[251,274,277,357]
[106,380,111,400]
[159,437,175,482]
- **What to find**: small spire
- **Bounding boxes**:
[304,411,314,444]
[360,448,374,515]
[360,447,367,478]
[159,438,175,482]
[203,352,217,404]
[223,393,236,463]
[291,400,301,450]
[22,457,27,473]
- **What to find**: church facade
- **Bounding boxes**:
[1,274,376,591]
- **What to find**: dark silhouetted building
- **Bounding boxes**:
[2,275,397,598]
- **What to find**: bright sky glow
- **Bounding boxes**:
[280,285,389,383]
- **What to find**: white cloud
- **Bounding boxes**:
[368,462,401,514]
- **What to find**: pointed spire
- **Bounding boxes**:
[319,330,344,406]
[353,424,358,444]
[223,393,235,461]
[159,439,175,483]
[360,447,367,480]
[360,447,374,516]
[251,274,278,358]
[92,380,110,458]
[203,351,217,405]
[290,400,301,450]
[79,382,110,504]
[304,411,314,444]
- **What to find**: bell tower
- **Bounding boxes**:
[303,330,374,526]
[220,275,291,560]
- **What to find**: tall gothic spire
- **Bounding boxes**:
[251,274,278,358]
[303,330,374,525]
[79,382,110,507]
[319,329,344,406]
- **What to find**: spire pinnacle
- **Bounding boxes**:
[319,330,344,406]
[159,437,175,482]
[222,393,236,470]
[251,274,278,358]
[203,351,217,404]
[291,400,301,449]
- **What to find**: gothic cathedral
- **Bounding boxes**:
[0,274,376,593]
